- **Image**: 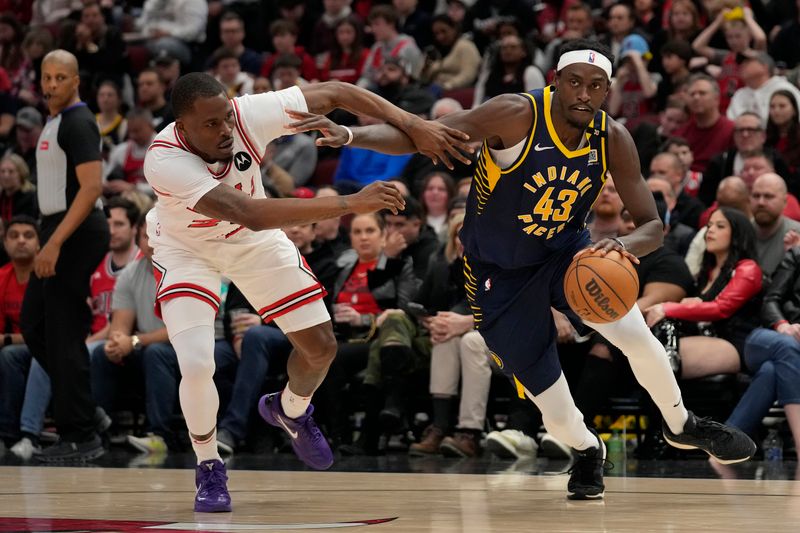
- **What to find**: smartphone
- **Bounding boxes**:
[406,302,432,318]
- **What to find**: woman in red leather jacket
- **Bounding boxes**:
[645,207,764,379]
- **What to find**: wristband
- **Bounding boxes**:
[342,126,354,146]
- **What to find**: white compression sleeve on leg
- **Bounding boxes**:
[587,305,689,434]
[162,298,220,462]
[526,373,598,451]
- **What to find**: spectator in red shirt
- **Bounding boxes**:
[0,215,39,448]
[675,73,735,173]
[318,16,369,85]
[259,19,318,83]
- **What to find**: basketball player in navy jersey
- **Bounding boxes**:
[291,39,756,500]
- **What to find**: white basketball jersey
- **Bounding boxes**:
[144,87,308,245]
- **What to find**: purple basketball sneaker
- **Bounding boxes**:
[194,459,232,512]
[258,392,334,470]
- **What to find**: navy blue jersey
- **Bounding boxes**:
[460,86,610,269]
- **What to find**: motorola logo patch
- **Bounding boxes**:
[234,151,252,171]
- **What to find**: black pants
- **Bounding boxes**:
[21,210,109,442]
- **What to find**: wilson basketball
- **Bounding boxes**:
[563,250,639,324]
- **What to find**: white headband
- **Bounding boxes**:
[557,50,613,80]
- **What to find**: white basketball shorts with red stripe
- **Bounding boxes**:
[149,226,329,336]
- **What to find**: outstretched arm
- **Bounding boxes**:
[288,93,533,159]
[299,81,469,168]
[193,181,405,231]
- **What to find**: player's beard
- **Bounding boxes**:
[565,113,592,130]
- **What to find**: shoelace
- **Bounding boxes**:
[693,416,735,443]
[567,456,615,480]
[302,415,325,444]
[199,467,229,497]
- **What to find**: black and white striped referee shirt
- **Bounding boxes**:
[36,102,103,216]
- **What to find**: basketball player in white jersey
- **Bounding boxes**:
[143,72,471,512]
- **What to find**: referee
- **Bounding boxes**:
[21,50,110,462]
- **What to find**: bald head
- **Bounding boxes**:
[751,172,788,227]
[754,172,788,195]
[42,50,79,75]
[717,176,751,214]
[41,49,81,114]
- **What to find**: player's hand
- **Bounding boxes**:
[384,230,407,258]
[552,308,577,344]
[643,303,665,328]
[404,117,473,170]
[349,181,405,214]
[285,110,351,147]
[34,241,60,278]
[574,239,640,264]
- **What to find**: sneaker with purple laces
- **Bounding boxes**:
[194,459,232,513]
[258,392,334,470]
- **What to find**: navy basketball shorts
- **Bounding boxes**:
[464,237,590,397]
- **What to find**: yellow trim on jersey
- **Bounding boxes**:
[482,147,502,192]
[600,111,608,181]
[501,92,538,175]
[543,86,592,159]
[586,111,611,214]
[513,375,526,399]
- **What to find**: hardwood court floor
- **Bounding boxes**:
[1,455,799,532]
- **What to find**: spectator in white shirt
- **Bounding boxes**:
[727,52,800,124]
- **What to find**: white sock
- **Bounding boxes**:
[281,384,312,419]
[191,428,221,463]
[588,306,689,435]
[162,300,222,464]
[525,374,598,451]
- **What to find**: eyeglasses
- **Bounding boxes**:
[734,127,764,135]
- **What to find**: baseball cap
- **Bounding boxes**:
[620,34,652,61]
[383,56,413,77]
[152,49,179,66]
[16,107,43,130]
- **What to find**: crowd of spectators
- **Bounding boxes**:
[2,0,800,465]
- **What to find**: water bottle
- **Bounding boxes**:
[762,429,783,461]
[607,430,625,467]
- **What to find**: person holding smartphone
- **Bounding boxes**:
[408,214,492,458]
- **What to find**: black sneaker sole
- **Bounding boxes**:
[662,435,753,465]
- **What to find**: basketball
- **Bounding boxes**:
[563,250,639,324]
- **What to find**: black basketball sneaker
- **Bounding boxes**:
[567,429,607,500]
[663,410,756,464]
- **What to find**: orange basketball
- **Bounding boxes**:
[563,250,639,324]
